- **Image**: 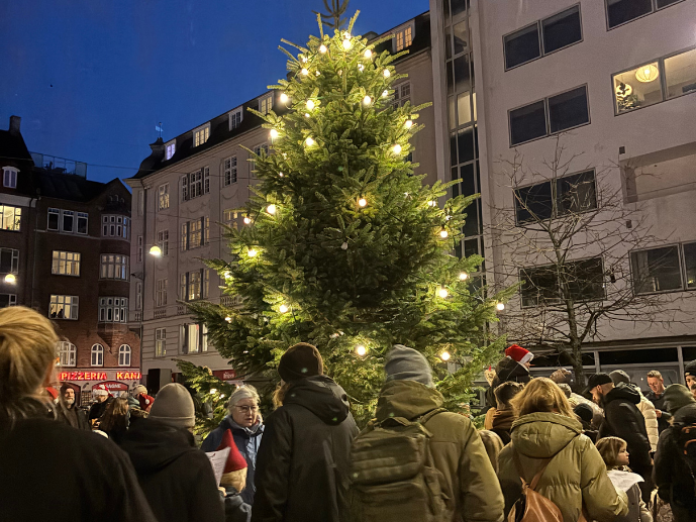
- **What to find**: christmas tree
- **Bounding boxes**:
[184,11,514,425]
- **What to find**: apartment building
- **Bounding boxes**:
[127,13,438,392]
[0,116,141,404]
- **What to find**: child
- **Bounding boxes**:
[216,429,252,522]
[596,437,652,522]
[478,430,504,474]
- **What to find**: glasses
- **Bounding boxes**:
[234,405,258,414]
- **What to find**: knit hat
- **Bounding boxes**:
[574,403,594,424]
[663,384,696,415]
[685,360,696,379]
[384,345,434,388]
[610,370,630,385]
[505,345,533,365]
[138,393,154,411]
[216,429,248,473]
[278,343,324,382]
[148,383,195,428]
[93,385,109,397]
[133,384,148,396]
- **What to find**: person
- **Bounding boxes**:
[56,384,89,430]
[484,344,532,426]
[490,381,523,444]
[596,437,652,522]
[497,377,627,522]
[587,373,653,502]
[88,384,113,427]
[653,384,696,522]
[119,383,224,522]
[573,403,599,443]
[691,383,696,400]
[0,306,157,522]
[646,370,673,433]
[352,344,504,522]
[252,343,358,522]
[479,429,504,474]
[133,384,154,412]
[201,385,264,505]
[216,429,252,522]
[100,396,130,444]
[610,370,659,453]
[685,360,696,389]
[551,368,604,416]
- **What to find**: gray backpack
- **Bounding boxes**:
[348,408,451,522]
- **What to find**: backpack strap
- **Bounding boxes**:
[511,435,579,491]
[418,408,448,425]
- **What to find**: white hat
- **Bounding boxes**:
[93,388,108,397]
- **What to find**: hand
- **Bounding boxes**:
[655,410,662,418]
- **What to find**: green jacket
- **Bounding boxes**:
[375,381,504,522]
[497,412,627,522]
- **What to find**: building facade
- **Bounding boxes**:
[0,116,141,404]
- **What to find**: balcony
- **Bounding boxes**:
[31,152,87,178]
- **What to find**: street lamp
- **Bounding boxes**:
[4,274,16,284]
[149,246,162,257]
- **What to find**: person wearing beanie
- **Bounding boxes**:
[252,343,358,522]
[201,385,264,506]
[88,385,114,427]
[654,384,696,521]
[216,430,252,522]
[120,383,224,522]
[574,403,599,443]
[56,384,89,430]
[352,345,504,522]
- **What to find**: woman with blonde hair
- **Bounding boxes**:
[0,306,156,522]
[497,377,628,522]
[100,396,130,444]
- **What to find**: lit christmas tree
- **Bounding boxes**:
[184,11,514,424]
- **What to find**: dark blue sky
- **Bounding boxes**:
[1,0,428,184]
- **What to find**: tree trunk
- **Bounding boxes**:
[571,340,585,390]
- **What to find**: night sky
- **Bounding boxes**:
[1,0,428,184]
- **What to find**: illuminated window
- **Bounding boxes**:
[165,140,176,160]
[51,251,80,276]
[223,209,239,229]
[181,323,208,354]
[158,184,170,210]
[391,83,411,108]
[100,254,129,280]
[155,328,167,357]
[224,156,238,186]
[0,205,21,232]
[258,95,273,115]
[229,108,243,130]
[193,124,210,147]
[50,295,79,320]
[181,168,210,201]
[393,23,415,52]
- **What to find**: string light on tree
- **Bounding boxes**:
[280,93,289,103]
[392,144,402,155]
[319,44,327,53]
[304,113,311,118]
[224,271,233,280]
[356,345,367,356]
[210,388,218,394]
[269,129,279,139]
[383,69,391,78]
[382,90,388,98]
[438,287,449,298]
[305,137,315,147]
[405,119,413,129]
[279,172,284,177]
[364,49,372,59]
[428,200,436,207]
[301,68,309,76]
[243,216,251,225]
[496,302,506,311]
[247,248,258,258]
[440,351,451,362]
[306,99,315,110]
[363,95,372,106]
[266,204,277,215]
[358,197,367,208]
[343,38,352,50]
[279,304,289,314]
[459,272,469,281]
[358,64,365,72]
[439,228,449,239]
[225,316,232,323]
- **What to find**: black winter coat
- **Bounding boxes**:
[654,403,696,510]
[251,375,359,522]
[88,396,114,422]
[646,390,673,433]
[599,384,652,475]
[120,418,224,522]
[0,416,157,522]
[485,357,530,410]
[57,402,90,430]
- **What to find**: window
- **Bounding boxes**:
[520,257,604,307]
[393,23,414,52]
[165,140,176,160]
[0,205,22,231]
[137,236,143,263]
[58,341,76,367]
[155,328,167,357]
[189,271,201,301]
[51,251,80,276]
[194,124,210,147]
[181,217,207,251]
[158,184,170,210]
[0,248,19,276]
[253,144,269,159]
[100,254,129,280]
[91,344,104,367]
[181,323,208,354]
[50,295,79,320]
[99,297,128,322]
[556,170,597,215]
[157,230,169,256]
[229,108,243,130]
[181,222,188,251]
[180,269,209,301]
[258,94,273,115]
[631,246,682,294]
[77,212,88,234]
[605,0,683,29]
[684,243,696,289]
[515,170,597,224]
[3,167,18,188]
[515,182,553,223]
[135,282,142,311]
[613,48,696,114]
[181,168,210,201]
[118,344,131,367]
[47,208,87,234]
[509,86,589,146]
[0,294,16,307]
[156,279,167,307]
[223,209,239,229]
[190,220,202,249]
[224,156,238,186]
[102,215,129,238]
[391,83,411,108]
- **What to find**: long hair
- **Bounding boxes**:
[511,377,575,419]
[596,436,628,470]
[273,381,293,409]
[100,397,128,432]
[0,307,59,425]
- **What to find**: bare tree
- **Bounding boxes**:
[489,136,692,387]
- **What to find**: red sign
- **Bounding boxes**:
[212,369,237,381]
[59,370,142,382]
[94,381,128,392]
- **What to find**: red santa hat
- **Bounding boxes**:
[505,344,533,365]
[216,429,247,473]
[93,384,111,397]
[138,393,154,412]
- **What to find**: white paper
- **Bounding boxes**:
[205,447,231,486]
[607,470,644,492]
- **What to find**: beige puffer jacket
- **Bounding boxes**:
[634,388,659,452]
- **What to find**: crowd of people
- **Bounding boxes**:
[1,306,696,522]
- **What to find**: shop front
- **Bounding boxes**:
[57,369,142,406]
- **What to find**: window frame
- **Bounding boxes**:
[0,293,17,307]
[0,247,20,275]
[156,278,167,307]
[228,108,244,130]
[629,243,692,296]
[193,123,210,148]
[98,297,129,323]
[49,295,79,320]
[58,341,77,367]
[3,167,18,188]
[51,250,81,277]
[519,256,606,307]
[101,214,129,239]
[258,94,273,115]
[155,328,167,357]
[392,21,415,53]
[223,155,238,186]
[157,230,169,256]
[604,0,685,31]
[164,140,176,161]
[181,323,208,354]
[91,344,104,367]
[100,254,129,281]
[118,344,132,367]
[0,205,22,232]
[158,183,170,210]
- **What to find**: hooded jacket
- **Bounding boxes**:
[251,375,358,522]
[498,413,628,522]
[490,408,516,445]
[120,418,224,522]
[201,416,264,505]
[599,384,652,475]
[372,380,504,522]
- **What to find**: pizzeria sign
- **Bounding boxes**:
[59,371,142,382]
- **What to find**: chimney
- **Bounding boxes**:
[9,116,21,136]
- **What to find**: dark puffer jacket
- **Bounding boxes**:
[251,375,358,522]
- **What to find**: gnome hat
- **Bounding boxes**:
[216,429,247,473]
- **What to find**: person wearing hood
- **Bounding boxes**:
[56,384,90,430]
[653,384,696,522]
[484,344,532,425]
[610,370,659,453]
[251,343,358,522]
[573,403,599,443]
[360,344,504,522]
[201,385,264,505]
[587,373,653,502]
[498,377,628,522]
[120,383,224,522]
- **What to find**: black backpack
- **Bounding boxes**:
[675,423,696,493]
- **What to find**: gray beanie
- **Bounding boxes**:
[149,383,195,429]
[385,345,434,388]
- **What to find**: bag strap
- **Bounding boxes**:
[418,408,447,425]
[511,435,579,491]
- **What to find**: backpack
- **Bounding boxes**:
[348,408,450,522]
[674,423,696,494]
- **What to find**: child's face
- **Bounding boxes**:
[618,447,630,466]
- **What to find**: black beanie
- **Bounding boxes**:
[278,343,324,382]
[574,403,594,424]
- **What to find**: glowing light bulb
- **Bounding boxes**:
[319,44,327,53]
[243,217,251,225]
[393,144,402,155]
[315,70,320,76]
[363,95,372,105]
[438,287,449,298]
[383,69,391,78]
[224,271,232,279]
[428,200,436,207]
[270,129,279,139]
[149,245,162,257]
[358,63,365,72]
[301,68,309,76]
[304,113,310,118]
[496,302,506,311]
[358,198,367,207]
[382,90,389,98]
[305,137,315,147]
[225,316,232,323]
[439,229,449,238]
[301,56,308,63]
[459,272,468,281]
[280,92,289,103]
[405,119,413,129]
[440,351,451,362]
[210,388,218,394]
[248,249,258,258]
[279,172,284,177]
[306,99,315,110]
[364,49,372,59]
[219,394,226,399]
[266,204,277,215]
[4,274,16,284]
[356,345,367,356]
[279,304,289,314]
